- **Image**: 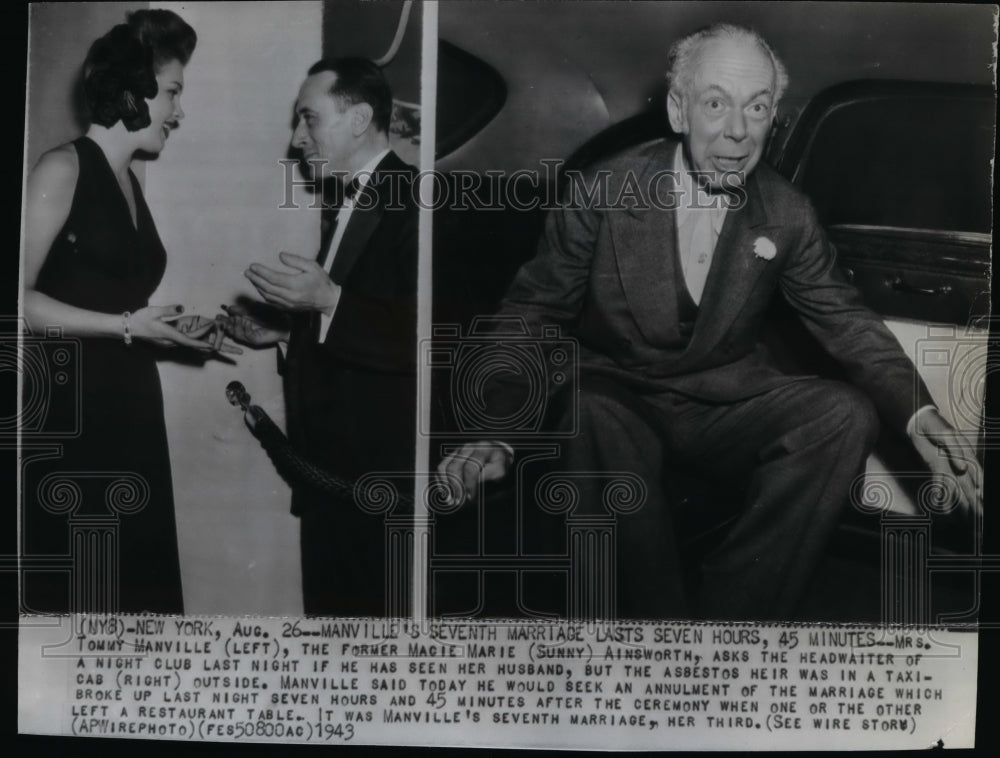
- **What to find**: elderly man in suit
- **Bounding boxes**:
[224,57,417,616]
[438,24,981,620]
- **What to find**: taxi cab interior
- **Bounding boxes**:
[427,2,995,623]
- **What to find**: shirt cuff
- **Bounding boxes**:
[906,405,937,438]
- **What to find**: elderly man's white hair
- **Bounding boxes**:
[665,23,789,106]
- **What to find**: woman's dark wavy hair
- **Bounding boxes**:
[83,10,196,132]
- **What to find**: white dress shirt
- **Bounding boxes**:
[673,144,732,305]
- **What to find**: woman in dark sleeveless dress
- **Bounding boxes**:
[22,10,234,614]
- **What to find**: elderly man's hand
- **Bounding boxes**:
[245,252,342,315]
[436,441,514,505]
[908,407,983,517]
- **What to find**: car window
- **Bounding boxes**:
[795,93,994,235]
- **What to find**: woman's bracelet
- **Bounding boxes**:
[122,311,132,346]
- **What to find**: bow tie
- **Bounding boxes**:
[322,175,364,209]
[344,176,362,202]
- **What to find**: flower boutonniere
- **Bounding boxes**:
[753,236,777,261]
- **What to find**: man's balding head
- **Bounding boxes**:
[665,24,787,190]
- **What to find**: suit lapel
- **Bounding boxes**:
[329,196,384,284]
[327,153,397,284]
[608,145,683,346]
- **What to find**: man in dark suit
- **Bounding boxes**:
[224,58,417,616]
[438,24,981,620]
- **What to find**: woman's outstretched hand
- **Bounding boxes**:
[132,305,242,354]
